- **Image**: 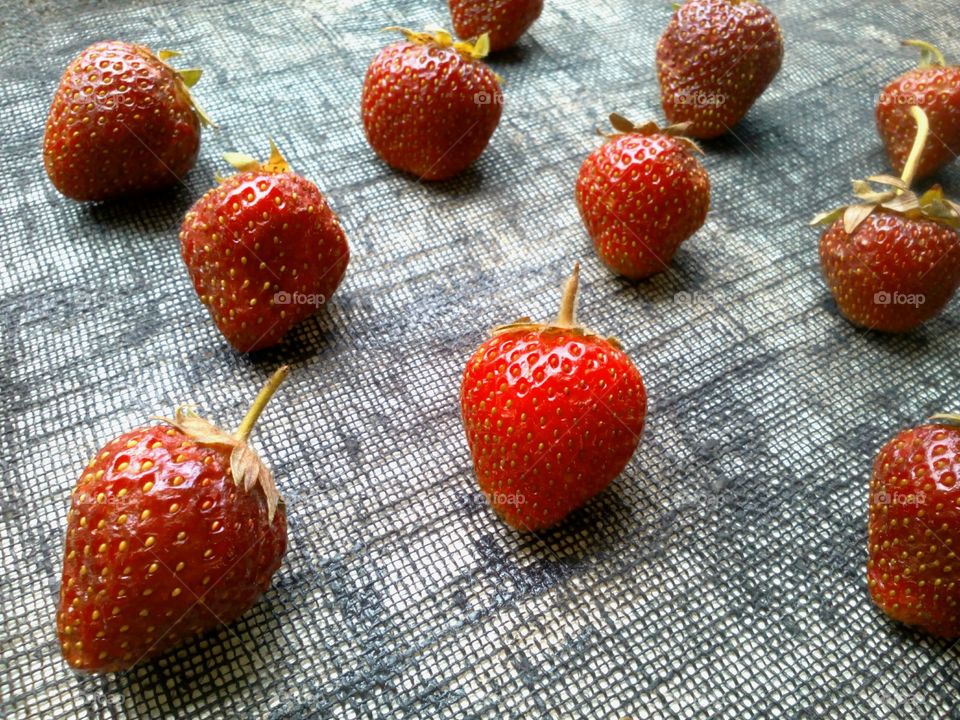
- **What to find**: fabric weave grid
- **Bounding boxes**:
[2,0,960,718]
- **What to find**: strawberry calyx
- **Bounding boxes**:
[223,140,292,177]
[384,26,491,60]
[601,113,703,154]
[810,106,960,232]
[154,365,289,522]
[903,39,947,69]
[491,263,623,348]
[156,48,215,128]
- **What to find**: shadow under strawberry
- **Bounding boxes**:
[697,110,785,158]
[95,609,287,713]
[82,181,197,234]
[471,469,671,596]
[605,251,713,304]
[234,303,352,369]
[484,41,537,66]
[413,163,489,197]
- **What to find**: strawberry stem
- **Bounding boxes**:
[236,366,290,441]
[903,39,946,68]
[930,413,960,426]
[555,263,581,327]
[899,106,930,189]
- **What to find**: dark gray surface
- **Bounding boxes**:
[2,0,960,718]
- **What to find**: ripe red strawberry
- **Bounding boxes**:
[868,416,960,638]
[43,41,212,202]
[460,264,647,531]
[575,114,710,279]
[448,0,543,52]
[813,107,960,332]
[877,40,960,180]
[361,28,502,181]
[179,143,349,352]
[656,0,783,139]
[58,366,290,673]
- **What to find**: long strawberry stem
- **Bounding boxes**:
[555,263,581,327]
[899,106,930,189]
[903,39,946,68]
[236,366,290,441]
[930,413,960,425]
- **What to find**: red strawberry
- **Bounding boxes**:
[868,416,960,638]
[460,264,647,531]
[448,0,543,52]
[179,142,350,352]
[877,40,960,180]
[812,106,960,332]
[656,0,783,139]
[361,28,502,181]
[58,366,290,673]
[43,41,212,202]
[575,114,710,279]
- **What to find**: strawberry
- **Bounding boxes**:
[43,41,212,202]
[57,366,290,673]
[575,114,710,279]
[361,28,502,181]
[812,106,960,332]
[179,142,350,353]
[460,264,647,531]
[656,0,783,139]
[877,40,960,180]
[448,0,543,52]
[868,416,960,638]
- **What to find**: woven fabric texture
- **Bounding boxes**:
[2,0,960,718]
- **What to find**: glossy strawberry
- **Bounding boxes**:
[813,107,960,332]
[361,28,502,181]
[877,40,960,180]
[58,367,289,673]
[460,265,647,531]
[44,41,211,201]
[656,0,783,139]
[868,417,960,638]
[179,143,349,352]
[448,0,543,52]
[575,114,710,279]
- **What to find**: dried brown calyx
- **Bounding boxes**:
[384,26,491,60]
[156,365,289,522]
[223,140,292,175]
[601,113,702,154]
[156,48,215,127]
[491,263,622,348]
[811,105,960,232]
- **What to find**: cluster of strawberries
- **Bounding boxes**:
[806,43,960,641]
[38,0,960,675]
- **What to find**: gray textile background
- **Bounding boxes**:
[2,0,960,718]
